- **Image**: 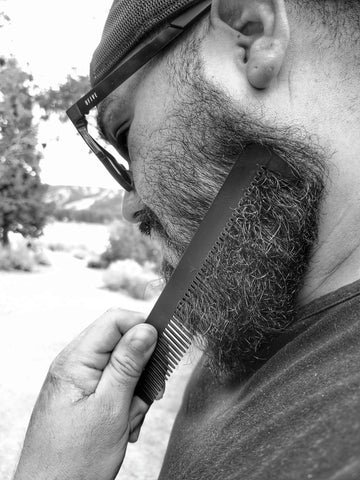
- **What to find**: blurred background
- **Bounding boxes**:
[0,1,197,478]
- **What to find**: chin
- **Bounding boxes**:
[156,241,179,276]
[160,260,174,283]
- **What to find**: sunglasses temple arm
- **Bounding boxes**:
[66,103,87,128]
[76,126,133,191]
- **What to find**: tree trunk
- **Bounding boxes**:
[1,227,10,247]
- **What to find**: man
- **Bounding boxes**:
[14,0,360,479]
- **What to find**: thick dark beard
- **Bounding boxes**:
[175,167,324,378]
[136,67,326,378]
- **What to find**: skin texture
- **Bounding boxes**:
[131,70,326,377]
[14,310,157,480]
[118,0,360,305]
[14,0,360,479]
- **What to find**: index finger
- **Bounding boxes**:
[67,309,146,365]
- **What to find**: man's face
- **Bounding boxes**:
[100,41,326,377]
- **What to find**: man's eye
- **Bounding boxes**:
[115,128,130,159]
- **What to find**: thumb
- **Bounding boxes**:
[97,323,157,405]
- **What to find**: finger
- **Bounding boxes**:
[65,309,146,370]
[128,397,148,443]
[96,323,157,406]
[129,396,149,432]
[128,422,143,443]
[155,385,165,401]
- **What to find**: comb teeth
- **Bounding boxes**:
[135,317,191,405]
[134,207,237,406]
[134,148,293,406]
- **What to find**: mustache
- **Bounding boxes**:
[134,205,166,238]
[134,205,187,279]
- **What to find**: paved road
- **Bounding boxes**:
[0,252,195,480]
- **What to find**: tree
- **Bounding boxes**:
[0,58,49,246]
[37,74,90,122]
[0,10,10,28]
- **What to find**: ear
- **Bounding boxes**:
[211,0,290,89]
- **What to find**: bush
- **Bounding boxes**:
[46,242,71,253]
[101,221,162,270]
[72,248,89,260]
[0,238,50,272]
[32,246,51,266]
[0,244,35,271]
[102,259,161,300]
[87,255,109,269]
[52,208,117,224]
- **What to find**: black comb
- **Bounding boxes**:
[135,145,293,405]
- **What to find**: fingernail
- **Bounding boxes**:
[130,324,157,351]
[155,388,165,401]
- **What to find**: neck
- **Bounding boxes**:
[288,39,360,306]
[299,239,360,306]
[297,118,360,306]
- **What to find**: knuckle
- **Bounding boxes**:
[128,311,146,322]
[47,359,65,389]
[110,352,143,380]
[48,349,75,384]
[104,307,143,320]
[100,308,146,329]
[105,306,119,315]
[49,353,65,378]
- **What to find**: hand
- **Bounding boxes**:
[13,309,157,480]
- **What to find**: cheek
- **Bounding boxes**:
[130,77,178,195]
[130,120,184,238]
[130,124,161,203]
[130,114,172,205]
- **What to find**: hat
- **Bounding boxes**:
[90,0,205,87]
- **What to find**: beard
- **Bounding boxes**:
[135,67,326,378]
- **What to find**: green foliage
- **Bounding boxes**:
[101,221,162,270]
[0,58,52,246]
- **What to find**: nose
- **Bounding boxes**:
[122,190,146,223]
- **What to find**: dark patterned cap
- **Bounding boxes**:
[90,0,205,86]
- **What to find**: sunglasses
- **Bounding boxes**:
[66,0,212,191]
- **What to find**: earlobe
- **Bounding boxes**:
[211,0,290,90]
[247,36,288,89]
[246,1,290,89]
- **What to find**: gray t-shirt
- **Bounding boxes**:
[159,281,360,479]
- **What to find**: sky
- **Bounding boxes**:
[0,0,122,188]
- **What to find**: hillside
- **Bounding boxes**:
[46,185,124,223]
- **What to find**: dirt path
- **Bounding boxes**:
[0,252,196,480]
